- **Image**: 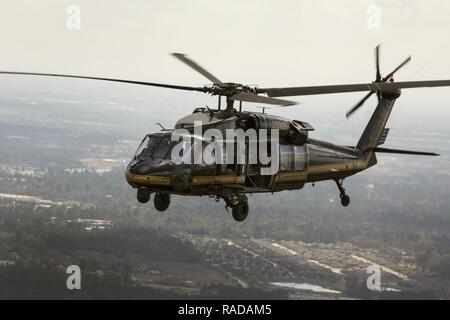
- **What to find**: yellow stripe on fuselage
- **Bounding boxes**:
[126,154,373,188]
[126,170,245,187]
[191,175,245,185]
[126,172,171,186]
[275,171,307,182]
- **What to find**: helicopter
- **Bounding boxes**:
[1,45,450,222]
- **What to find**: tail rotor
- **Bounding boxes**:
[346,45,412,118]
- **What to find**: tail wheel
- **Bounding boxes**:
[335,179,351,207]
[232,202,249,222]
[154,193,170,212]
[137,188,151,204]
[340,194,350,207]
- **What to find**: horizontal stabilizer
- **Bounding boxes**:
[373,147,440,156]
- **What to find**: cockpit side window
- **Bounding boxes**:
[152,138,174,159]
[135,135,176,160]
[143,137,162,157]
[135,136,150,158]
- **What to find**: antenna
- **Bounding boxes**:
[155,123,166,130]
[408,60,431,81]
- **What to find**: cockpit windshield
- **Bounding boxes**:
[134,135,175,160]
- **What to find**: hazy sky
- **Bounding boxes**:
[1,0,450,139]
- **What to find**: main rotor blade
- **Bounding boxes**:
[172,53,222,84]
[346,91,374,119]
[259,79,450,97]
[231,92,297,106]
[375,45,381,82]
[383,55,412,82]
[0,71,207,93]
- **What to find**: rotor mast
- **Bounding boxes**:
[226,97,235,111]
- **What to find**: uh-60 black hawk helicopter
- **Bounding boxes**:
[2,46,450,222]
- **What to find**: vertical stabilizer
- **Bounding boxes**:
[356,91,400,152]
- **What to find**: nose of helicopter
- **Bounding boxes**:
[125,158,181,189]
[127,158,175,175]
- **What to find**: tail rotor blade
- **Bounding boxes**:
[348,47,410,118]
[375,45,381,82]
[346,91,373,118]
[383,55,412,82]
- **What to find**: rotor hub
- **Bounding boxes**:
[205,82,258,97]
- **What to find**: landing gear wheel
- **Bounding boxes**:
[340,194,350,207]
[335,179,351,207]
[137,188,151,204]
[154,193,170,212]
[232,203,249,222]
[224,193,249,222]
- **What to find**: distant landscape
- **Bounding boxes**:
[0,81,449,299]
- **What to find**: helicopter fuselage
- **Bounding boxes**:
[125,137,372,194]
[125,109,374,198]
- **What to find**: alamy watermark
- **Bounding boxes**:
[169,122,280,175]
[366,264,382,291]
[66,265,81,290]
[367,4,382,30]
[66,5,81,31]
